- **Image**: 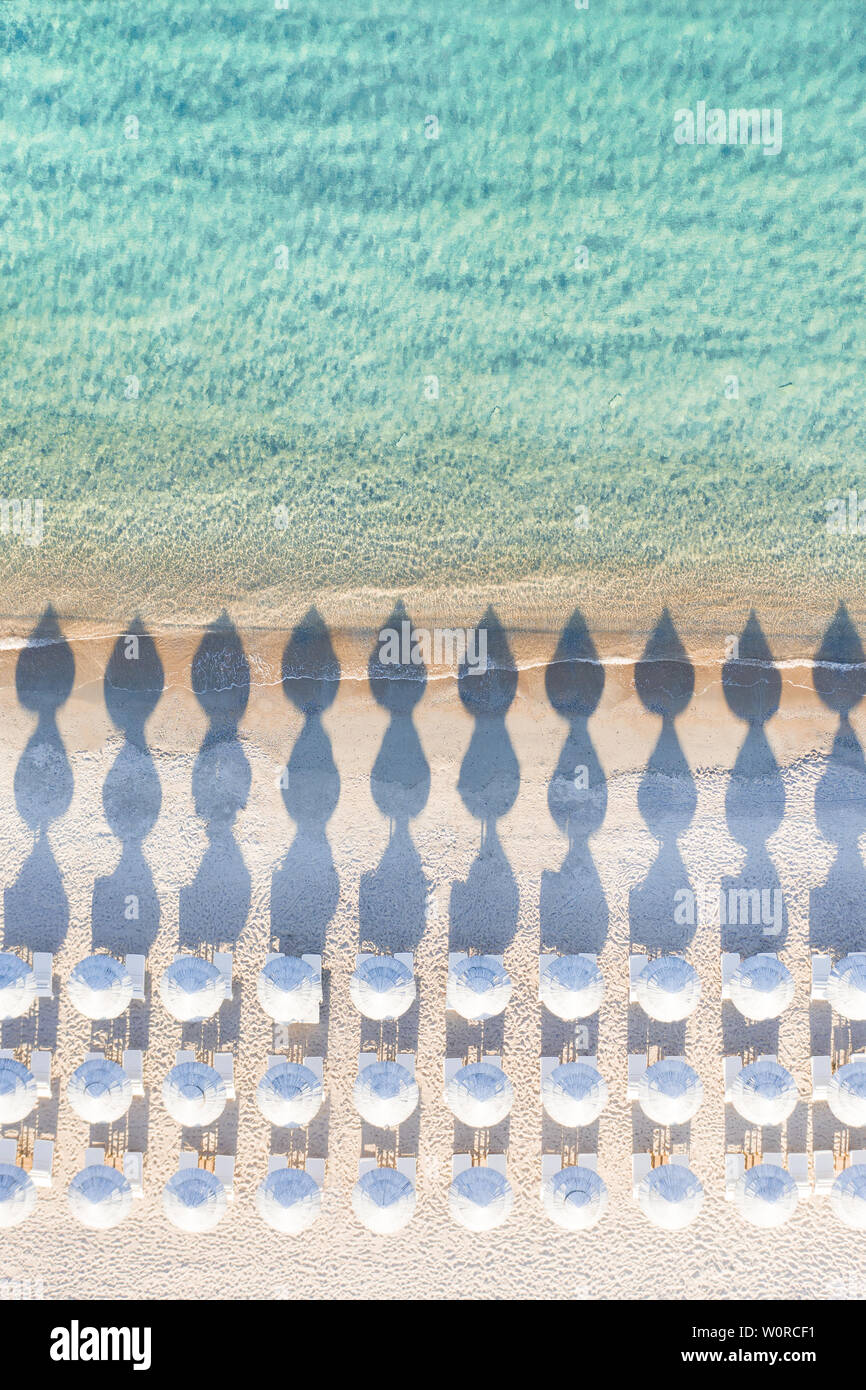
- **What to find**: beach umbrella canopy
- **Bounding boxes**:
[730,1060,798,1127]
[163,1167,227,1232]
[827,1060,866,1127]
[728,955,794,1022]
[162,1063,227,1126]
[351,1166,416,1234]
[539,955,605,1021]
[256,956,320,1024]
[734,1163,798,1228]
[67,1058,133,1123]
[449,1165,513,1231]
[635,956,701,1022]
[0,952,36,1020]
[159,956,224,1023]
[0,1163,37,1228]
[256,1062,324,1128]
[541,1165,608,1231]
[353,1061,419,1128]
[637,1163,704,1230]
[0,1057,38,1124]
[67,1165,133,1230]
[542,1062,608,1128]
[256,1167,322,1234]
[446,956,512,1022]
[637,1059,703,1126]
[67,954,133,1020]
[830,1164,866,1230]
[828,955,866,1021]
[350,956,416,1021]
[444,1062,513,1128]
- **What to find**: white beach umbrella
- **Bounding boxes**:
[0,1163,37,1228]
[67,1058,133,1123]
[539,955,605,1021]
[162,1062,227,1127]
[828,955,866,1021]
[0,952,36,1020]
[256,1062,324,1129]
[256,1167,322,1234]
[353,1061,419,1128]
[730,1060,798,1127]
[728,955,794,1022]
[830,1164,866,1231]
[350,956,416,1021]
[67,1165,133,1230]
[637,1059,703,1126]
[734,1163,798,1228]
[351,1166,416,1234]
[0,1057,38,1124]
[637,1162,704,1230]
[541,1062,608,1128]
[449,1165,513,1231]
[67,954,133,1021]
[634,955,701,1022]
[444,1062,513,1128]
[162,1167,227,1232]
[446,956,512,1022]
[827,1060,866,1127]
[159,956,224,1023]
[256,956,320,1024]
[541,1165,608,1231]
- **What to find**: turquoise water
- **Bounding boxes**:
[0,0,863,624]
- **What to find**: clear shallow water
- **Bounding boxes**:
[0,0,863,634]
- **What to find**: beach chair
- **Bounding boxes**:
[178,1150,198,1170]
[32,953,53,999]
[631,1153,652,1197]
[126,955,146,1003]
[85,1050,104,1065]
[213,951,233,1001]
[305,1156,325,1184]
[811,954,832,1001]
[720,952,740,1001]
[30,1140,53,1188]
[811,1055,832,1102]
[628,952,648,1002]
[214,1154,235,1199]
[849,1149,866,1166]
[813,1151,835,1196]
[452,1153,503,1179]
[213,1051,235,1099]
[0,1048,13,1060]
[627,1054,648,1100]
[722,1056,741,1102]
[267,1154,286,1174]
[85,1147,105,1167]
[787,1153,811,1199]
[175,1049,195,1067]
[123,1049,144,1097]
[725,1153,745,1200]
[30,1050,51,1098]
[123,1151,144,1198]
[0,1139,17,1165]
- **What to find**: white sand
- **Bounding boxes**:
[0,628,863,1301]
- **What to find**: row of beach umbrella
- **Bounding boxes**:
[6,948,866,1023]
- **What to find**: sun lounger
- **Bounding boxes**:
[813,1150,835,1195]
[125,954,146,1002]
[811,953,832,1001]
[178,1150,198,1170]
[720,952,740,1000]
[540,1152,597,1184]
[452,1153,502,1179]
[30,1139,53,1188]
[787,1152,811,1198]
[627,1054,648,1100]
[123,1151,144,1197]
[849,1149,866,1166]
[123,1049,145,1097]
[175,1049,195,1067]
[30,1050,51,1097]
[305,1156,325,1184]
[631,1152,652,1197]
[212,951,233,1001]
[0,1139,17,1165]
[32,953,53,999]
[213,1154,235,1199]
[85,1147,105,1167]
[811,1055,832,1102]
[723,1056,741,1101]
[213,1051,235,1099]
[629,953,648,1002]
[725,1153,745,1199]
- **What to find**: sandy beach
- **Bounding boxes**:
[0,608,864,1299]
